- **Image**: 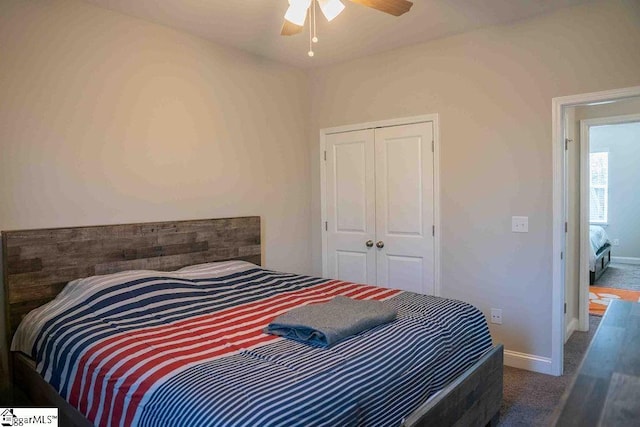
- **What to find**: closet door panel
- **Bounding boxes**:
[335,251,369,285]
[325,129,376,285]
[385,135,423,235]
[375,122,435,294]
[386,255,424,294]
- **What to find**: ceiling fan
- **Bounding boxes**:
[281,0,414,56]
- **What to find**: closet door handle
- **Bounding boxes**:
[365,240,374,248]
[376,241,385,249]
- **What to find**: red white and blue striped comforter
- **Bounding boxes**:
[12,261,492,427]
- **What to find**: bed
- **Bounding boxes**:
[589,225,612,285]
[2,217,503,427]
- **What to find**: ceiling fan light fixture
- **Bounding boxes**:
[285,0,312,26]
[318,0,345,22]
[281,0,414,56]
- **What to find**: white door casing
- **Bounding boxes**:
[552,85,640,377]
[323,119,435,294]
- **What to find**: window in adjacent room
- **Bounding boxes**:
[590,151,608,223]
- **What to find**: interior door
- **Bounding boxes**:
[374,122,435,294]
[325,129,376,284]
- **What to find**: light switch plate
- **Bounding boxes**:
[512,216,528,233]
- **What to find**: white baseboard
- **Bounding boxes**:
[504,350,553,375]
[565,317,579,343]
[611,256,640,265]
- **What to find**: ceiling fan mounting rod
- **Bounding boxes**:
[308,2,315,57]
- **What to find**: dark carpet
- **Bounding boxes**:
[595,262,640,290]
[498,315,601,426]
[0,383,32,405]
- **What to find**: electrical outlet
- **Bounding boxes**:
[512,216,528,233]
[490,308,503,325]
[612,239,620,246]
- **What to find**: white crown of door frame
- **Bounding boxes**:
[552,86,640,377]
[320,114,441,296]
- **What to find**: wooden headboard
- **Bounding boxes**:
[2,216,261,345]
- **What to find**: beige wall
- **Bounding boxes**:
[0,0,311,272]
[0,0,311,371]
[309,0,640,358]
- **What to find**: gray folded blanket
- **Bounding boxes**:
[264,296,397,347]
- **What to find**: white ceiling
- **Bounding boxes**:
[85,0,592,69]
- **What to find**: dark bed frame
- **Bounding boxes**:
[590,244,612,285]
[2,217,502,427]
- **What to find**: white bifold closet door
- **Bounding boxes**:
[325,122,435,294]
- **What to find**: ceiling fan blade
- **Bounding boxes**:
[349,0,413,16]
[281,19,304,36]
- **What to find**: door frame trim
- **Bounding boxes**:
[320,114,441,295]
[578,113,640,331]
[552,86,640,376]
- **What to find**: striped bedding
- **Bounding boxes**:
[12,261,492,427]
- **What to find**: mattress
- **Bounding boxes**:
[12,261,492,427]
